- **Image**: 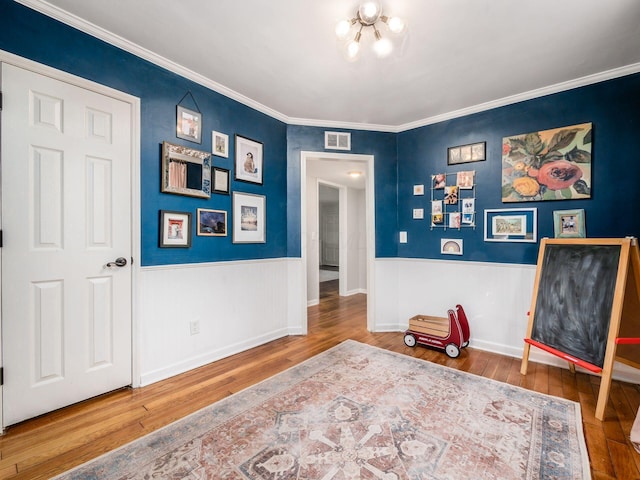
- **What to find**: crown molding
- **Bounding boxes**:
[15,0,290,124]
[397,62,640,133]
[16,0,640,134]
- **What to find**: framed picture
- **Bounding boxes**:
[553,209,586,238]
[211,131,229,157]
[448,142,485,165]
[235,134,263,185]
[176,106,202,143]
[233,192,266,243]
[161,141,211,199]
[412,208,424,220]
[212,167,230,194]
[441,238,463,255]
[413,184,424,195]
[159,210,192,248]
[484,208,537,243]
[197,208,227,236]
[502,122,592,202]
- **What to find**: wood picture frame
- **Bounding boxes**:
[197,208,227,236]
[232,192,266,243]
[176,105,202,143]
[553,209,586,238]
[484,208,537,243]
[212,167,230,195]
[159,210,192,247]
[161,141,211,199]
[447,142,485,165]
[235,134,263,185]
[211,130,229,157]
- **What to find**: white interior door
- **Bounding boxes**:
[1,63,133,426]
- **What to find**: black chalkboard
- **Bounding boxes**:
[530,244,621,368]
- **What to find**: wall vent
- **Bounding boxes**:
[324,131,351,151]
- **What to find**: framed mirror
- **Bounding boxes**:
[161,141,211,198]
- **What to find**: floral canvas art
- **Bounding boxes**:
[502,122,592,202]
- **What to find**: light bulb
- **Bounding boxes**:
[386,16,406,34]
[346,40,360,60]
[335,19,352,39]
[358,1,381,25]
[373,37,392,58]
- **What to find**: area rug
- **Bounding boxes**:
[56,340,591,479]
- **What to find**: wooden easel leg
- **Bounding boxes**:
[520,342,531,375]
[595,368,613,421]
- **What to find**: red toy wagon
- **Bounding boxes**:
[403,304,470,358]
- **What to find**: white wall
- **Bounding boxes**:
[373,257,640,383]
[137,258,305,386]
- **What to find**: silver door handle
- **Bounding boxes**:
[106,257,127,268]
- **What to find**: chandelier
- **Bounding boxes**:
[335,1,406,61]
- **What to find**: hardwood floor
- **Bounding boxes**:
[1,279,639,479]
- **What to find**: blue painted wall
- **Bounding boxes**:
[397,74,640,264]
[0,1,288,266]
[1,1,639,267]
[285,125,398,258]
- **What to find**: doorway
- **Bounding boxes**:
[319,184,340,287]
[301,151,375,332]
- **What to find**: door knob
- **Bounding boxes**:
[106,257,127,268]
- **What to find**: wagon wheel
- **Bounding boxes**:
[404,333,417,347]
[461,341,469,348]
[445,343,460,358]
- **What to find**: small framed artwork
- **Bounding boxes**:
[412,208,424,220]
[176,106,202,143]
[235,135,263,185]
[448,142,486,165]
[484,208,537,243]
[413,184,424,195]
[441,238,463,255]
[159,210,192,248]
[553,209,586,238]
[212,167,230,194]
[212,131,229,157]
[233,192,266,243]
[197,208,227,236]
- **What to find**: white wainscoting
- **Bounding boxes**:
[374,258,640,383]
[136,256,640,387]
[138,258,305,386]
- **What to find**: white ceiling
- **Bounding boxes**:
[19,0,640,132]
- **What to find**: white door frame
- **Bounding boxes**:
[0,50,141,426]
[301,151,375,331]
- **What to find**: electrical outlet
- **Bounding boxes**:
[189,320,200,335]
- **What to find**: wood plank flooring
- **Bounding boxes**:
[1,279,639,478]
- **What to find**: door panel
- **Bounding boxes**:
[1,63,133,426]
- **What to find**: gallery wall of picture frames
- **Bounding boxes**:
[159,91,268,248]
[427,170,476,230]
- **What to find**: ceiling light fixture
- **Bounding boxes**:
[348,170,363,178]
[335,1,406,61]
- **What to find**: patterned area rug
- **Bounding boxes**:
[56,340,591,479]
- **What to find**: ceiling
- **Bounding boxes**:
[19,0,640,132]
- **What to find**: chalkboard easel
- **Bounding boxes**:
[521,237,640,421]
